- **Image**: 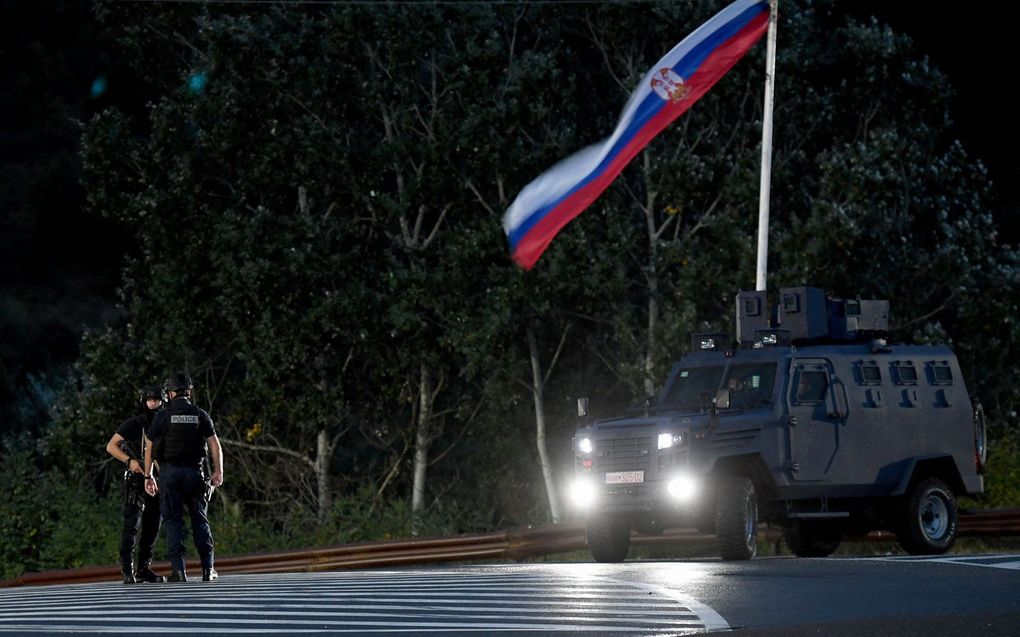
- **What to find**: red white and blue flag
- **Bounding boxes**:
[503,0,770,270]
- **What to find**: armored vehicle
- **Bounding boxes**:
[570,287,986,561]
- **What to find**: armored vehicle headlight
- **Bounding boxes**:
[667,474,698,501]
[578,437,593,454]
[568,478,597,508]
[657,433,683,450]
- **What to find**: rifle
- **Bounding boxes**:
[202,456,216,503]
[118,438,147,508]
[117,439,143,466]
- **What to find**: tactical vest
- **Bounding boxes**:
[160,400,205,465]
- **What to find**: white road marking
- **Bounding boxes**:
[0,568,726,634]
[851,554,1020,571]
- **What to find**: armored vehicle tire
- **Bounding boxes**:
[715,477,758,561]
[782,521,845,557]
[587,514,631,562]
[974,405,988,473]
[897,478,959,555]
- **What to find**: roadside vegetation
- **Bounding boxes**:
[1,0,1016,579]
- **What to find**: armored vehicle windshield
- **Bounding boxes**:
[662,365,724,408]
[724,362,778,410]
[661,361,778,411]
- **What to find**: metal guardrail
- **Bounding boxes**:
[3,508,1018,588]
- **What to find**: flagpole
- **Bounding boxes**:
[755,0,778,291]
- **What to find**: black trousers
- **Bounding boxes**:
[159,464,214,572]
[120,479,162,567]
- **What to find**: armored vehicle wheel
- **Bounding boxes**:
[715,477,758,560]
[587,514,631,562]
[974,404,988,473]
[782,521,844,557]
[897,478,958,555]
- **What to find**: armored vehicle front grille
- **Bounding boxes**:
[595,435,654,473]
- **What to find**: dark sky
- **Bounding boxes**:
[0,0,1016,401]
[852,0,1019,227]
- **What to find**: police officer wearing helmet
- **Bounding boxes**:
[143,373,223,582]
[105,385,166,584]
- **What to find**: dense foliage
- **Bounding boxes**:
[1,0,1017,578]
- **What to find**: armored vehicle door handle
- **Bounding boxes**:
[788,416,798,427]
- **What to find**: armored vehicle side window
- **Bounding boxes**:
[857,361,882,385]
[795,371,828,403]
[723,363,777,409]
[893,361,918,385]
[663,366,724,406]
[928,362,953,385]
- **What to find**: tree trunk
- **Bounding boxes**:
[315,428,332,524]
[528,325,563,523]
[643,153,660,397]
[411,364,432,515]
[645,271,658,397]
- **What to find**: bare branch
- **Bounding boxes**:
[584,13,628,93]
[329,425,352,452]
[220,437,316,471]
[899,290,957,329]
[341,345,356,375]
[594,347,627,384]
[653,213,678,242]
[542,323,573,387]
[466,180,498,217]
[281,90,344,146]
[679,191,725,247]
[428,395,485,467]
[375,440,411,500]
[412,203,426,247]
[421,203,451,250]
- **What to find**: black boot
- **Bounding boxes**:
[121,560,136,584]
[168,569,188,582]
[202,567,218,582]
[135,563,166,583]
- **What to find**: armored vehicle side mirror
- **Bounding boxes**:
[577,397,590,418]
[714,388,731,410]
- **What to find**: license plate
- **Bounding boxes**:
[605,471,644,484]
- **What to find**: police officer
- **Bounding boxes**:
[105,385,166,584]
[143,373,223,582]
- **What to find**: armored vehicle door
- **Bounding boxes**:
[787,358,848,481]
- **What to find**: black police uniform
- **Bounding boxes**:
[148,395,216,580]
[116,409,163,583]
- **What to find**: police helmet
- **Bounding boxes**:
[140,385,164,405]
[165,372,194,394]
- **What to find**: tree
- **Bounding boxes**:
[60,0,1017,557]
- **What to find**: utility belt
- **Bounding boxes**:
[160,457,203,469]
[157,463,215,503]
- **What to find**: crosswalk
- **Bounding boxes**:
[0,567,728,634]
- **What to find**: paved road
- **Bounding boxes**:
[0,554,1017,635]
[625,553,1020,636]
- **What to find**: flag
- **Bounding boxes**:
[503,0,770,270]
